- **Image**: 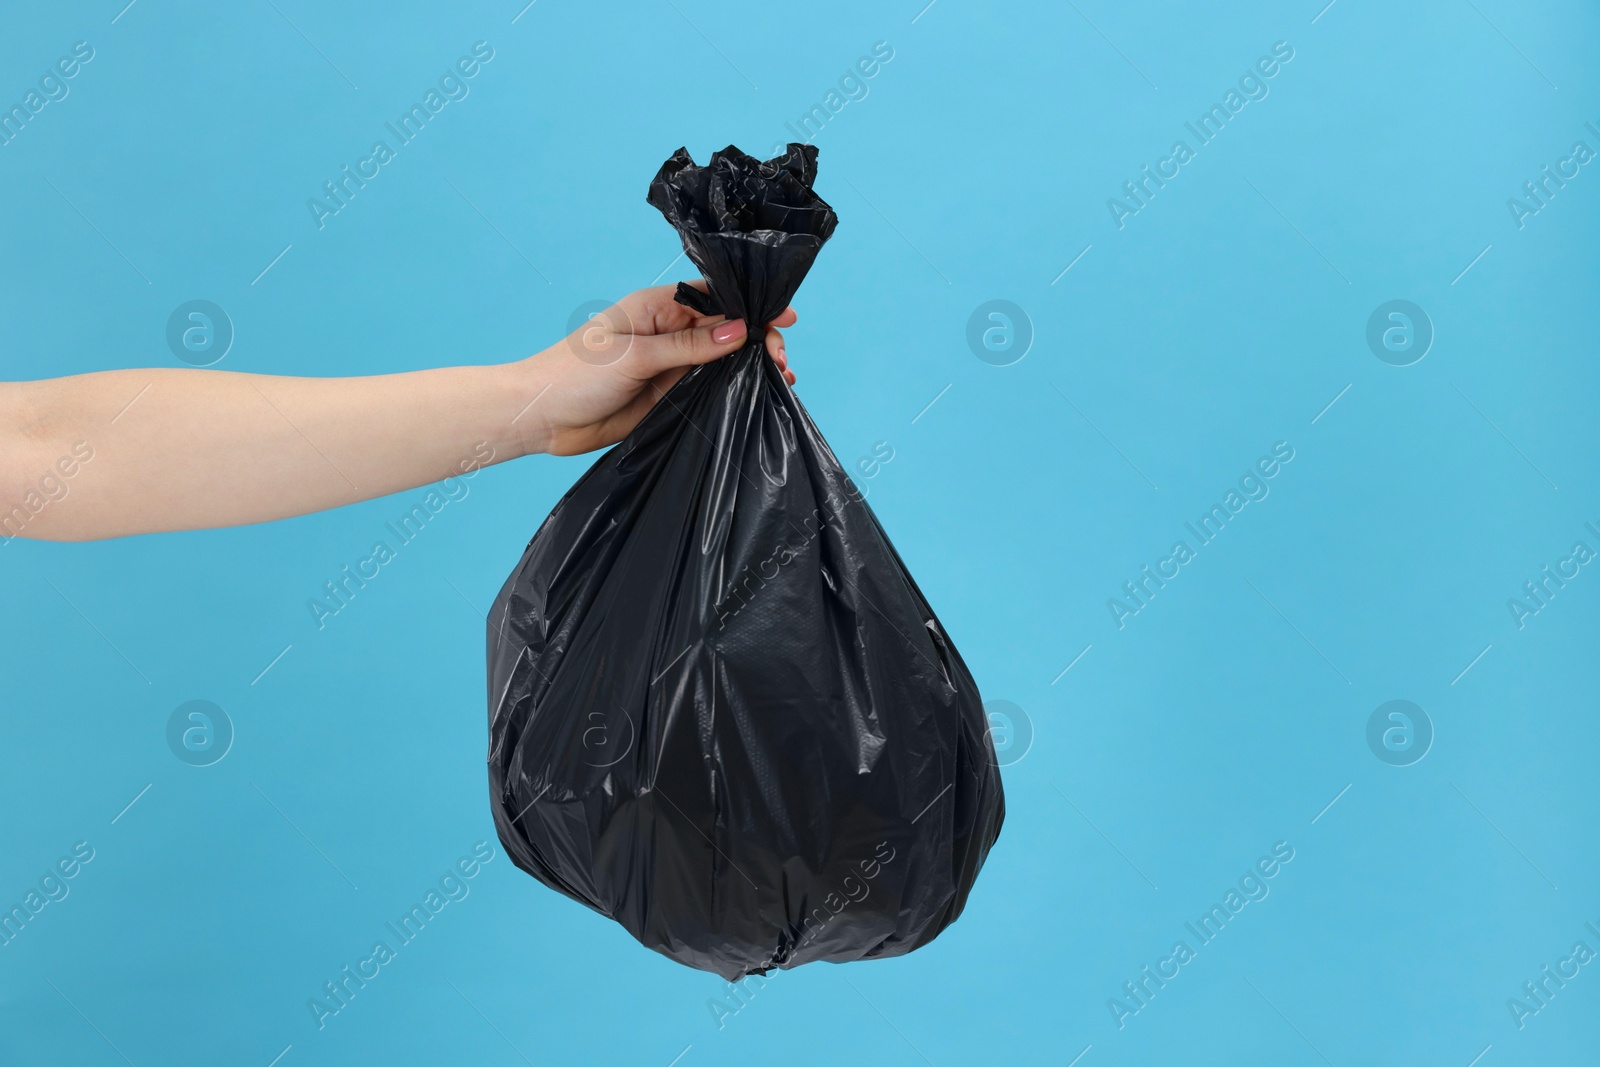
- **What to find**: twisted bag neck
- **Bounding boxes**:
[647,143,838,329]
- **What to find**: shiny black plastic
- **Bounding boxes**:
[487,144,1003,979]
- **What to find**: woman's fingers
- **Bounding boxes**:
[617,284,799,336]
[765,326,795,385]
[609,287,798,385]
[632,318,747,374]
[634,285,796,330]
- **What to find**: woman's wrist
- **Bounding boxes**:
[499,350,557,460]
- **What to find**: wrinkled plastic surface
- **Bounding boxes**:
[487,144,1004,979]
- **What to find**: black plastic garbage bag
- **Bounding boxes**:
[487,143,1003,979]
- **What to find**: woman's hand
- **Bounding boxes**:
[0,280,794,540]
[516,282,796,457]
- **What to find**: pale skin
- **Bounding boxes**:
[0,283,795,541]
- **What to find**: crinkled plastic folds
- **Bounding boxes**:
[487,143,1004,979]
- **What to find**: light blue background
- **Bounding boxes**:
[2,1,1597,1064]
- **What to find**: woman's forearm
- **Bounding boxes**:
[3,361,541,541]
[0,283,790,542]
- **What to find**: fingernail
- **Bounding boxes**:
[712,319,746,343]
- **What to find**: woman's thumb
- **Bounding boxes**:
[639,318,747,372]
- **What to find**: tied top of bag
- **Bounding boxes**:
[647,143,838,328]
